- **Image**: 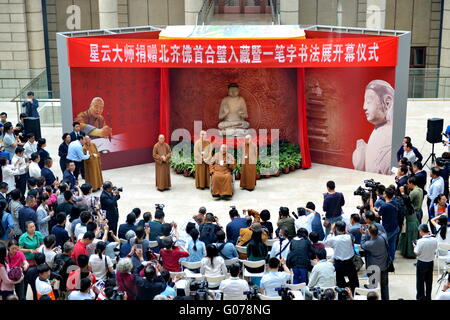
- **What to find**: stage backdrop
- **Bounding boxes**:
[70,67,161,169]
[169,68,298,143]
[305,67,396,173]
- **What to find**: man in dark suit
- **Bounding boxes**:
[413,161,427,192]
[100,181,121,238]
[396,136,423,162]
[63,161,77,190]
[395,166,410,191]
[69,121,86,143]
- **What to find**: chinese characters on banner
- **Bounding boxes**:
[68,37,398,68]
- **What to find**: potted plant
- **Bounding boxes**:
[256,161,261,180]
[235,163,241,180]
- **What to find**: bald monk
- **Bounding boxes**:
[153,134,171,191]
[210,144,236,199]
[74,97,112,138]
[194,130,212,189]
[240,135,258,191]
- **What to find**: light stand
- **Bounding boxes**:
[423,143,437,168]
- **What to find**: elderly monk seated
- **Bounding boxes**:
[210,144,236,199]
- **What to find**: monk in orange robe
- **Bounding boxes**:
[210,144,236,198]
[194,130,212,189]
[153,134,171,191]
[240,135,258,191]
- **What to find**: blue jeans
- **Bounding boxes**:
[292,268,308,284]
[325,216,342,235]
[386,227,400,262]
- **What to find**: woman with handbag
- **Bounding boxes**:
[6,239,28,300]
[88,241,114,281]
[0,243,24,300]
[18,221,44,268]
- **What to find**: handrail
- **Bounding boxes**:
[197,0,215,26]
[269,0,280,25]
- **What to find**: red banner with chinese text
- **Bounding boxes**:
[67,37,398,68]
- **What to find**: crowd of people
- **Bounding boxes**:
[0,106,449,302]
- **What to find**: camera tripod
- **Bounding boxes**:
[423,143,437,168]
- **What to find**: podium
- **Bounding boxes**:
[24,117,41,140]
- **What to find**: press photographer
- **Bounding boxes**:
[100,181,122,239]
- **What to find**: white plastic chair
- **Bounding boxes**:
[258,293,281,300]
[435,243,450,273]
[223,294,247,300]
[286,282,306,290]
[236,245,247,255]
[240,259,266,278]
[149,241,159,248]
[169,271,185,279]
[206,275,226,289]
[180,260,202,271]
[264,238,277,248]
[224,257,239,266]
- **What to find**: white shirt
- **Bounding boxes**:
[324,233,355,261]
[308,259,336,288]
[68,290,94,300]
[200,256,227,277]
[294,213,315,233]
[403,150,417,163]
[11,154,27,175]
[219,277,249,297]
[23,141,37,159]
[260,271,291,297]
[428,176,445,201]
[434,290,450,300]
[28,161,41,178]
[414,235,438,262]
[269,237,291,260]
[74,224,87,240]
[88,254,113,281]
[1,164,19,193]
[38,245,57,269]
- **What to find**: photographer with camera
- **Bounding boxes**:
[132,246,166,300]
[276,207,296,240]
[199,212,222,246]
[324,221,359,293]
[323,181,345,235]
[100,181,121,239]
[361,224,390,300]
[149,207,165,241]
[260,257,291,297]
[286,228,315,284]
[226,207,248,245]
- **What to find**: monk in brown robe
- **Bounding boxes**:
[194,130,212,189]
[82,136,104,191]
[153,134,171,191]
[210,144,236,198]
[75,97,112,138]
[240,134,258,191]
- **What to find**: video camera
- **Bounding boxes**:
[109,286,125,300]
[244,286,260,300]
[437,157,450,169]
[112,186,123,192]
[354,179,381,202]
[189,280,209,300]
[275,286,294,300]
[155,203,165,210]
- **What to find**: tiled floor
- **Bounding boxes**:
[1,99,449,299]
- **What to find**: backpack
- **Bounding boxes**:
[199,223,218,246]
